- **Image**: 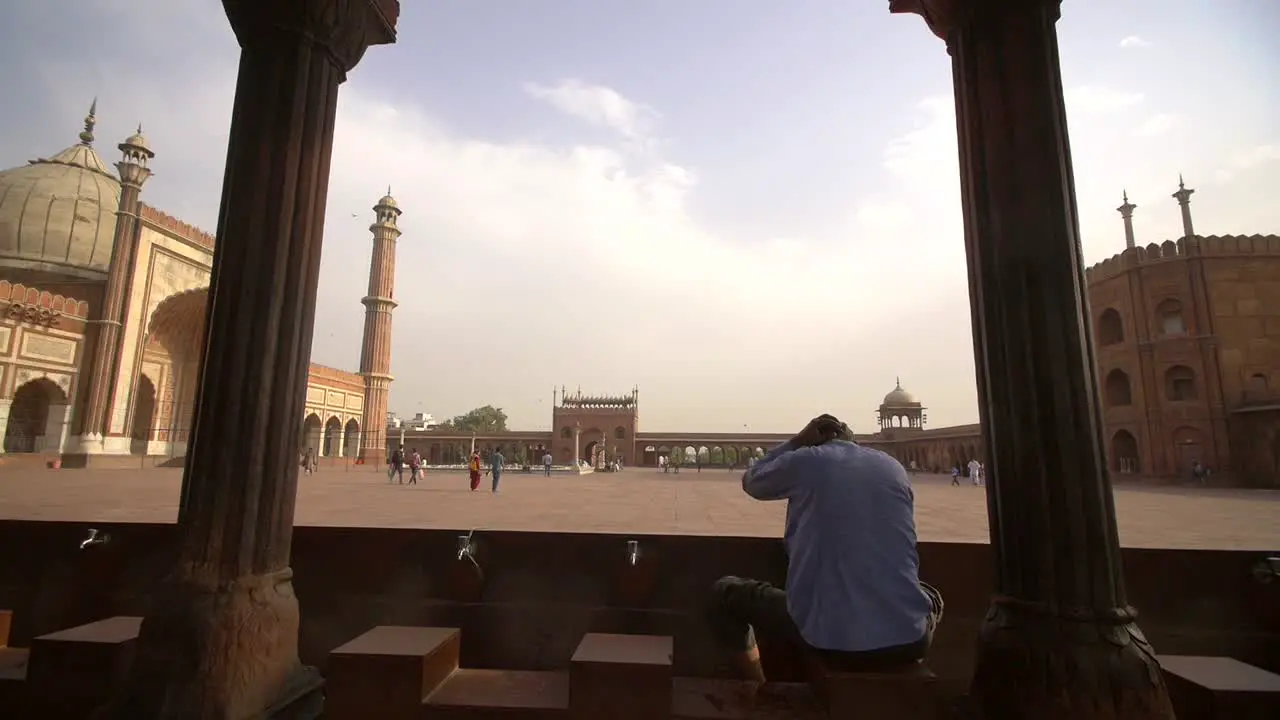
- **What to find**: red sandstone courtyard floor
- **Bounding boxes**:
[0,466,1276,549]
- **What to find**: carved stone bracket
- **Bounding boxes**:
[222,0,398,76]
[5,302,62,328]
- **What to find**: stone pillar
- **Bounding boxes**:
[572,425,582,470]
[0,398,9,455]
[890,0,1174,717]
[97,1,398,718]
[1173,176,1195,239]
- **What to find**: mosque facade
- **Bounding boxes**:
[0,103,398,467]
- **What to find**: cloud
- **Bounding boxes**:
[524,79,661,146]
[1213,143,1280,183]
[1119,35,1151,49]
[1134,113,1176,137]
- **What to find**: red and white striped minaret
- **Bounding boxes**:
[358,188,401,463]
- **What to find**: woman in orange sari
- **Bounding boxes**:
[468,451,482,491]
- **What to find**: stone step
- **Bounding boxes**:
[423,668,569,719]
[805,654,940,719]
[570,632,673,720]
[671,678,823,719]
[326,625,461,720]
[1158,654,1280,720]
[0,647,30,714]
[0,609,10,647]
[25,615,142,718]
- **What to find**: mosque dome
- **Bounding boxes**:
[0,102,121,281]
[882,378,920,407]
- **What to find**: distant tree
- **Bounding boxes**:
[439,405,508,433]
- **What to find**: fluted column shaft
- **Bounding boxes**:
[891,0,1175,717]
[81,184,142,438]
[98,2,396,718]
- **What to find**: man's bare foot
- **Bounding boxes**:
[729,645,767,683]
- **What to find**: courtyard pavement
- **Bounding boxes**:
[0,466,1276,550]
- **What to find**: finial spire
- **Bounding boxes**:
[387,184,392,196]
[895,376,902,389]
[78,98,97,146]
[1118,190,1138,248]
[1178,173,1185,191]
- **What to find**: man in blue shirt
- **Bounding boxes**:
[487,449,505,493]
[706,414,942,683]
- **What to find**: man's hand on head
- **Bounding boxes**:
[795,414,845,447]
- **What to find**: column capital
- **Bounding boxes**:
[223,0,399,75]
[889,0,1062,42]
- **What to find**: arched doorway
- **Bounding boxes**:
[131,375,158,456]
[300,414,322,458]
[1110,430,1140,474]
[343,419,360,457]
[582,440,598,465]
[3,377,68,453]
[1171,426,1205,473]
[145,287,209,450]
[323,416,342,457]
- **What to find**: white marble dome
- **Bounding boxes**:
[0,108,121,281]
[882,379,920,407]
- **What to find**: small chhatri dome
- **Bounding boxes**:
[375,185,398,211]
[882,377,920,407]
[121,124,152,156]
[0,99,122,281]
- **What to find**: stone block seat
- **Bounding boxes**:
[23,615,142,718]
[570,633,674,720]
[1158,655,1280,720]
[0,610,30,712]
[805,652,940,719]
[326,626,464,719]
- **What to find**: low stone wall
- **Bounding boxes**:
[0,521,1274,694]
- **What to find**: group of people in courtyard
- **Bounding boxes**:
[383,445,561,492]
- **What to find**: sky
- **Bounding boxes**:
[1,0,1277,433]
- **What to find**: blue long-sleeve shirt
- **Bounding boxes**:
[742,438,933,653]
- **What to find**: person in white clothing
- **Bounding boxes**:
[967,459,982,486]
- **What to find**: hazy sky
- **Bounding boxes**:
[2,1,1277,432]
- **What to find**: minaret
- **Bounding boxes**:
[358,188,401,463]
[77,115,155,454]
[1172,174,1195,239]
[1117,190,1137,249]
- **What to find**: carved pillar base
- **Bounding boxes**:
[96,568,317,720]
[971,599,1173,719]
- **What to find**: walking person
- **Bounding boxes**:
[408,448,422,485]
[543,450,553,476]
[468,451,483,491]
[967,458,982,487]
[488,448,505,493]
[388,446,405,484]
[950,464,961,486]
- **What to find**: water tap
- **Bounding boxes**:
[79,528,109,550]
[457,531,476,562]
[626,540,640,567]
[1251,556,1280,585]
